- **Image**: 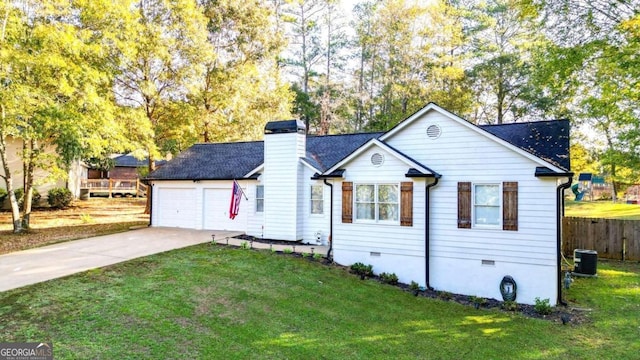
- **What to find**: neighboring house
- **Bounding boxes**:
[88,153,166,180]
[145,103,572,305]
[0,136,87,201]
[576,173,613,201]
[625,185,640,203]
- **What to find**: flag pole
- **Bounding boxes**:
[234,179,249,200]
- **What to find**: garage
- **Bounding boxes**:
[155,187,197,228]
[203,188,247,231]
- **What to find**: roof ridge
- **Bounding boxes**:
[192,140,264,146]
[307,131,384,138]
[479,119,569,127]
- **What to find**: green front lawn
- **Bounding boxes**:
[1,246,638,359]
[565,200,640,220]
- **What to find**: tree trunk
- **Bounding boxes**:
[21,139,37,229]
[144,155,156,214]
[0,105,23,233]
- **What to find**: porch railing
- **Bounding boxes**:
[80,179,147,198]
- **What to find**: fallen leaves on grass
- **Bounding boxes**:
[0,198,148,254]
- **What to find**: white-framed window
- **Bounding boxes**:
[473,184,500,227]
[310,185,323,214]
[256,185,264,213]
[355,183,399,223]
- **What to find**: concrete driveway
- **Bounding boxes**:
[0,227,242,292]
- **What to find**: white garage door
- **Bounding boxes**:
[156,187,197,228]
[203,188,247,231]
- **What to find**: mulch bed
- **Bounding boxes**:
[224,238,590,325]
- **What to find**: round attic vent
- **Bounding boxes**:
[426,124,442,139]
[371,153,384,167]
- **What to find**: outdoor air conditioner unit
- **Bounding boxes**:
[574,249,598,276]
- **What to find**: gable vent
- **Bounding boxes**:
[426,124,442,139]
[370,153,384,167]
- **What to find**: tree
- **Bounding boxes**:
[531,0,640,194]
[113,0,209,212]
[0,0,127,232]
[462,0,543,124]
[350,0,471,131]
[282,0,326,131]
[187,0,292,143]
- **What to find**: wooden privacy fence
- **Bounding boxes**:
[563,217,640,261]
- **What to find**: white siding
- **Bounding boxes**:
[302,166,331,245]
[247,179,265,238]
[263,132,305,241]
[333,110,563,305]
[333,145,427,286]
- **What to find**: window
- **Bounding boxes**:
[256,185,264,212]
[310,185,323,214]
[458,181,518,231]
[474,184,500,226]
[355,184,399,222]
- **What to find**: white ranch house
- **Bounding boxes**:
[145,103,572,305]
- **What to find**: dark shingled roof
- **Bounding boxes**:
[145,141,264,181]
[480,120,570,171]
[146,132,382,181]
[578,173,592,181]
[305,132,383,171]
[146,119,570,181]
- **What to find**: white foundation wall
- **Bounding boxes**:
[429,257,557,305]
[334,250,426,286]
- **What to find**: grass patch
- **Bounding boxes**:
[565,200,640,220]
[1,246,638,359]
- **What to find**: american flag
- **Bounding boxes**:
[229,180,243,219]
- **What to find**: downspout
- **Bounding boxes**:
[148,183,153,227]
[556,176,572,306]
[425,176,440,290]
[323,179,334,260]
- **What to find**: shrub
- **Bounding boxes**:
[14,187,41,208]
[350,262,373,278]
[0,188,7,203]
[438,291,453,301]
[47,187,73,209]
[534,297,553,315]
[502,300,518,311]
[408,281,420,296]
[313,253,323,260]
[283,248,293,254]
[470,296,486,309]
[240,241,250,250]
[380,272,399,285]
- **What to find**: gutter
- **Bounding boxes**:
[323,179,334,260]
[425,175,441,290]
[556,175,573,306]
